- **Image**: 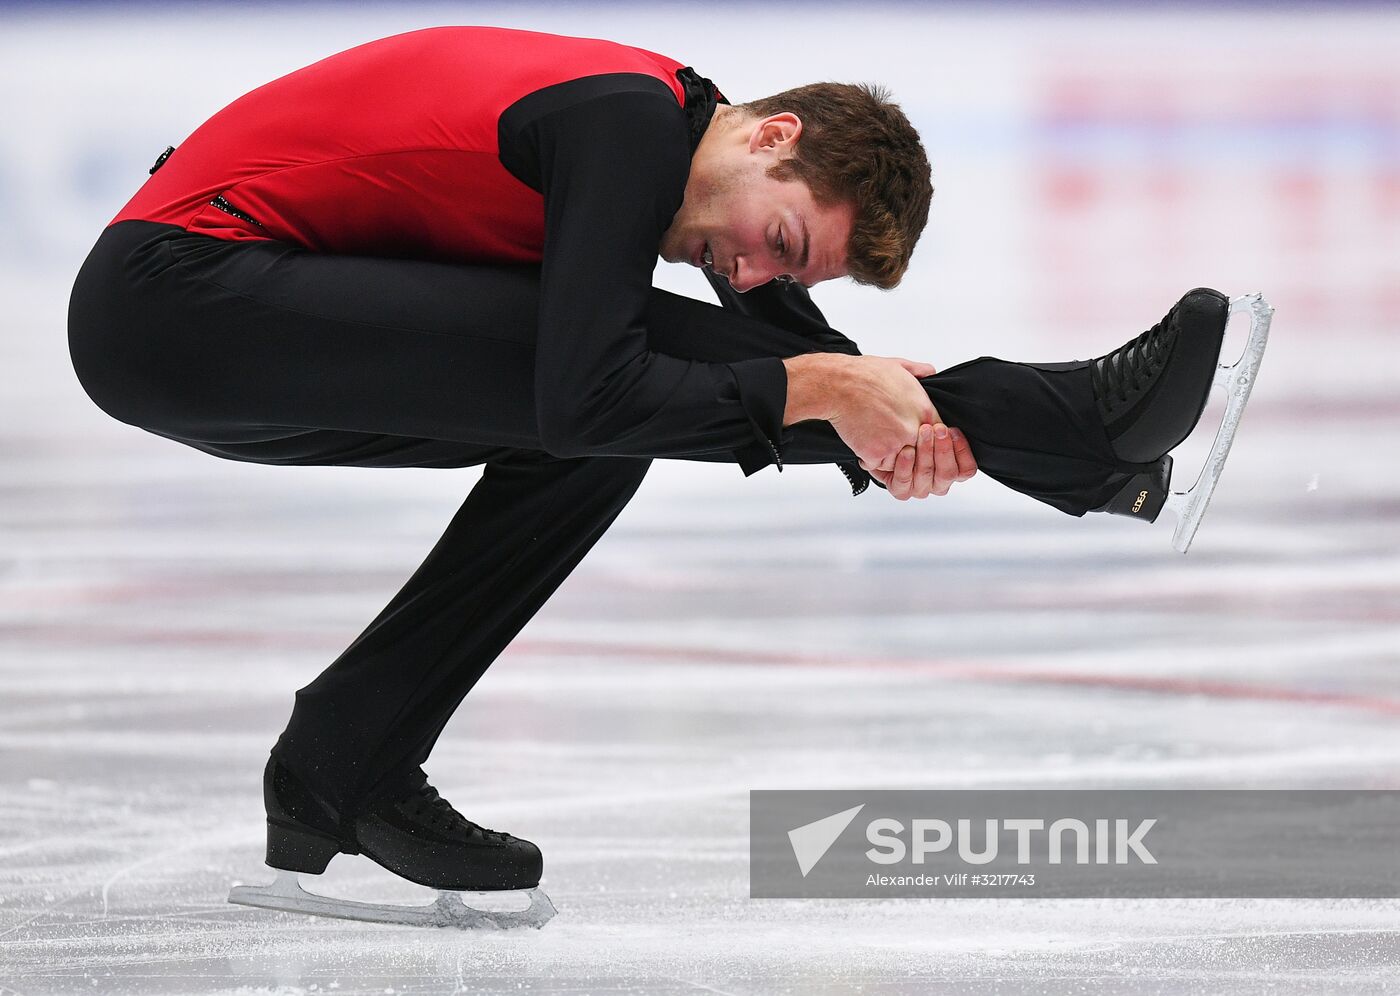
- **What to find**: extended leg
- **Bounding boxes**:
[70,221,1141,517]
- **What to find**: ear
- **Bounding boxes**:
[747,112,803,158]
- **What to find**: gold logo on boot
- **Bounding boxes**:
[1132,490,1149,514]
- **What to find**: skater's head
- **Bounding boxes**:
[659,82,932,292]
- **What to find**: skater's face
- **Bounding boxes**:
[659,110,854,292]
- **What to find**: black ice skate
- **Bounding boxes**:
[1089,288,1271,553]
[228,756,555,928]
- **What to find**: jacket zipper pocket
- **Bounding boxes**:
[210,194,264,228]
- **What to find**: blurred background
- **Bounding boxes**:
[2,3,1399,994]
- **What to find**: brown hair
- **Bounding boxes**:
[739,83,931,289]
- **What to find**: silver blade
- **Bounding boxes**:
[228,869,556,929]
[1163,292,1273,553]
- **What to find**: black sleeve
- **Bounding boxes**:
[499,76,787,473]
[702,269,863,357]
[703,258,877,496]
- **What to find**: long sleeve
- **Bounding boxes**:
[501,76,788,471]
[703,265,876,494]
[703,269,861,356]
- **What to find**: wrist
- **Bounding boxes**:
[781,353,848,426]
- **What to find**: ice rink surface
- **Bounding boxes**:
[3,2,1399,993]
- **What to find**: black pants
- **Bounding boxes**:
[68,220,1138,820]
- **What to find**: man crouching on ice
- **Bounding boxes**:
[69,25,1261,927]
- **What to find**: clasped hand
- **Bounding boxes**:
[828,355,978,501]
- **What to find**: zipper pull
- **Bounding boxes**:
[149,146,175,175]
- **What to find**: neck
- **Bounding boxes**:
[694,105,745,164]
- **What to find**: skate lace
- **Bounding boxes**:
[405,782,510,843]
[1090,314,1174,412]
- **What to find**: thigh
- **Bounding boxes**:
[70,221,546,450]
[153,425,514,469]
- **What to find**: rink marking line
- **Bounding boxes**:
[6,569,1399,632]
[505,638,1400,717]
[0,626,1393,715]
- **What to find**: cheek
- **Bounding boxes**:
[738,218,769,255]
[716,202,763,250]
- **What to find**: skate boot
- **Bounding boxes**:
[228,755,555,928]
[1087,288,1271,552]
[353,767,543,893]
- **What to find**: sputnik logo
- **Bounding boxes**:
[788,804,865,877]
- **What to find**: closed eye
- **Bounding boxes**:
[775,226,799,285]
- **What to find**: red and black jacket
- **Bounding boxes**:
[115,26,868,490]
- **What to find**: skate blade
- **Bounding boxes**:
[1162,292,1272,553]
[228,869,556,929]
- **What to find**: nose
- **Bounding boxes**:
[729,255,777,293]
